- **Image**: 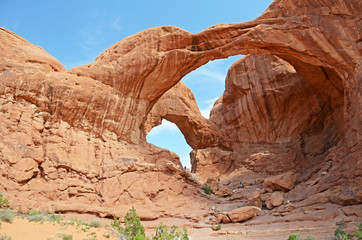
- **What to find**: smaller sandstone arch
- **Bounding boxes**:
[144,81,231,151]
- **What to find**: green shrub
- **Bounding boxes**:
[69,217,88,227]
[25,212,64,223]
[111,207,189,240]
[0,234,12,240]
[61,233,73,240]
[288,232,303,240]
[111,215,123,232]
[152,223,189,240]
[337,222,347,229]
[0,195,9,208]
[334,228,348,240]
[216,224,221,231]
[287,232,315,240]
[89,220,101,228]
[0,209,15,223]
[27,214,46,222]
[334,226,362,240]
[203,185,211,195]
[49,212,62,223]
[28,211,41,216]
[111,207,145,239]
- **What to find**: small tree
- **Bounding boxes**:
[123,207,146,240]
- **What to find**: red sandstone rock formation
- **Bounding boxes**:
[0,0,360,234]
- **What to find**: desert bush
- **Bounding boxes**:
[287,232,314,240]
[0,234,12,240]
[26,211,48,222]
[288,232,303,240]
[69,217,88,227]
[25,211,64,223]
[0,194,9,208]
[49,212,62,223]
[0,209,15,223]
[89,220,101,228]
[216,224,221,231]
[60,233,73,240]
[152,223,189,240]
[112,207,189,240]
[28,211,41,216]
[27,214,46,222]
[334,228,347,240]
[334,224,362,240]
[203,185,211,195]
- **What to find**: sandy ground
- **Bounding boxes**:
[0,217,118,240]
[0,213,359,240]
[0,217,336,240]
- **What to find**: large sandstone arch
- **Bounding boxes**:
[68,0,359,148]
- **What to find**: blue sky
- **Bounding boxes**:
[1,0,273,168]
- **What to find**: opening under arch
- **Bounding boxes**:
[181,55,244,119]
[147,119,192,169]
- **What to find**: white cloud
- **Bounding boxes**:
[112,16,122,32]
[206,97,220,104]
[195,68,225,82]
[200,97,219,118]
[147,119,179,136]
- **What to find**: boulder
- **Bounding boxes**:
[216,187,232,197]
[265,192,285,209]
[205,178,219,194]
[248,191,263,208]
[217,214,231,224]
[226,206,264,223]
[264,172,298,191]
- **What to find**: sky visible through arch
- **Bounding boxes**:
[1,0,273,168]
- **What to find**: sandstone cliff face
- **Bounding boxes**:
[0,0,361,226]
[210,54,343,144]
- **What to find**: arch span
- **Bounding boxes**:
[69,0,360,147]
